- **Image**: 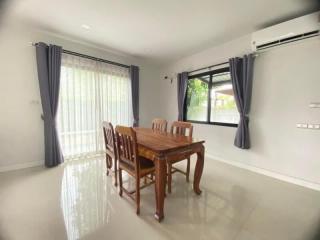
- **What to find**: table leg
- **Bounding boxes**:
[114,156,118,187]
[193,144,204,195]
[154,156,166,222]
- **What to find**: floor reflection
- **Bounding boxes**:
[144,176,257,240]
[61,158,110,240]
[1,158,320,240]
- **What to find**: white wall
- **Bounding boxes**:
[159,35,320,185]
[0,18,160,170]
[139,64,162,128]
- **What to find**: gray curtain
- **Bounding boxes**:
[229,54,254,149]
[177,72,188,121]
[130,65,139,127]
[36,42,64,167]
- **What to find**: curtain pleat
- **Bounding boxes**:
[130,65,139,127]
[36,42,64,167]
[177,72,188,121]
[229,54,254,149]
[57,54,132,160]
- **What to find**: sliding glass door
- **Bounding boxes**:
[57,54,132,160]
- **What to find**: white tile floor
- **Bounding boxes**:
[0,157,320,240]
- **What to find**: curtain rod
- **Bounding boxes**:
[31,42,130,69]
[188,61,229,74]
[187,53,258,75]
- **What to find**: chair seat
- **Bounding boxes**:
[119,156,155,177]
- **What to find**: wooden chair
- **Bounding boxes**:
[152,118,168,132]
[167,121,193,193]
[148,118,168,183]
[115,125,155,215]
[102,122,118,186]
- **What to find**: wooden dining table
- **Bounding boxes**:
[134,127,205,222]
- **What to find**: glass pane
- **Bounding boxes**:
[212,71,232,83]
[57,54,131,160]
[210,76,240,124]
[186,77,208,121]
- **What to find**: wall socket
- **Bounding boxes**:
[312,124,320,130]
[296,123,320,129]
[309,102,320,108]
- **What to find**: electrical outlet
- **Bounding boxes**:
[308,124,314,129]
[297,123,320,129]
[296,123,308,129]
[297,123,312,129]
[309,102,320,108]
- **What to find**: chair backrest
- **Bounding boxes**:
[152,118,168,132]
[115,126,139,171]
[102,121,116,157]
[170,121,193,138]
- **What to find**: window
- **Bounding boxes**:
[57,53,132,160]
[184,67,239,127]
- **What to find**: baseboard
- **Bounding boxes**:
[0,161,43,173]
[206,153,320,191]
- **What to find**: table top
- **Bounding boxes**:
[134,128,205,154]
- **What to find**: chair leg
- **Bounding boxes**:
[136,177,140,215]
[144,176,147,184]
[114,157,118,187]
[106,155,109,176]
[119,169,123,197]
[168,163,172,194]
[186,157,190,182]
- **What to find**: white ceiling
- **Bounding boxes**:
[7,0,320,62]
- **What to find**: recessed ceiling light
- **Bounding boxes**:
[81,24,90,30]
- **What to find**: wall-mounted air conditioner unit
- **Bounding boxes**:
[252,12,319,52]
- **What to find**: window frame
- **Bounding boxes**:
[183,67,238,128]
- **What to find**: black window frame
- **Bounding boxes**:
[183,67,238,128]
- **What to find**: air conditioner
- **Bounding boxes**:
[252,12,319,52]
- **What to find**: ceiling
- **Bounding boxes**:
[6,0,320,62]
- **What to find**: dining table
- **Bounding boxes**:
[134,127,205,222]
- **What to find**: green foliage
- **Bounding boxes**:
[186,79,208,108]
[186,79,237,121]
